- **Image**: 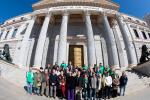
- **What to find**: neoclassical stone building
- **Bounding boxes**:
[0,0,150,69]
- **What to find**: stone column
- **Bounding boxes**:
[116,14,137,66]
[18,16,36,67]
[34,14,51,67]
[102,14,119,68]
[57,12,69,65]
[85,13,96,67]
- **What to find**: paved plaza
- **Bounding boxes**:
[0,78,150,100]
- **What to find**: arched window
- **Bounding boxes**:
[12,28,18,38]
[133,29,139,38]
[4,31,9,39]
[0,31,3,40]
[141,31,147,39]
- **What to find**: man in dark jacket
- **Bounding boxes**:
[66,72,76,100]
[119,71,128,96]
[49,69,58,98]
[75,71,83,100]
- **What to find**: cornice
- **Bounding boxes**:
[32,0,119,11]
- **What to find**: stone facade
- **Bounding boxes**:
[144,13,150,28]
[0,0,150,69]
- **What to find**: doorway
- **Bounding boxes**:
[68,45,84,67]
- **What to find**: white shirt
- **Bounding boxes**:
[55,71,60,76]
[105,76,112,86]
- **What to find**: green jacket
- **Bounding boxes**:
[26,71,34,83]
[61,63,67,70]
[83,65,88,71]
[99,65,105,74]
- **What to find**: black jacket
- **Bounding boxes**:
[49,74,58,86]
[66,75,76,89]
[120,76,128,86]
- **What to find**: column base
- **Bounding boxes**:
[128,64,137,68]
[111,64,120,70]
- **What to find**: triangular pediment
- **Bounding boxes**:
[32,0,120,11]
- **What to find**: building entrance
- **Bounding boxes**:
[68,45,84,67]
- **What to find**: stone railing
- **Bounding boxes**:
[0,60,27,87]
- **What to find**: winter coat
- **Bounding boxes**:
[26,71,34,83]
[120,75,128,87]
[90,77,98,89]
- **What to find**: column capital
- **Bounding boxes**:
[84,10,91,16]
[115,13,122,19]
[62,10,69,16]
[46,12,52,17]
[31,15,37,20]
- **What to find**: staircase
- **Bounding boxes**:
[0,59,150,96]
[0,60,28,87]
[125,70,150,95]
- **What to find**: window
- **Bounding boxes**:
[141,31,147,39]
[128,17,132,20]
[12,29,18,38]
[4,31,9,39]
[133,29,139,38]
[0,32,3,40]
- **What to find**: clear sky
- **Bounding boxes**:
[0,0,150,23]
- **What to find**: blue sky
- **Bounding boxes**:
[0,0,150,23]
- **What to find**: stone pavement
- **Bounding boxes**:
[0,77,150,100]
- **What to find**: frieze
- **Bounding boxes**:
[33,6,118,16]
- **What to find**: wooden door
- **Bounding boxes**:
[69,45,84,67]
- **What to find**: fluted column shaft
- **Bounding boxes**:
[57,13,69,65]
[116,15,137,65]
[18,16,36,67]
[85,13,96,67]
[34,14,51,67]
[102,15,119,68]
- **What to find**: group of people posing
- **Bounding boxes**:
[26,62,128,100]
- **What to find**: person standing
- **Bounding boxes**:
[82,73,89,100]
[60,61,67,70]
[34,70,42,95]
[99,63,105,75]
[40,67,47,96]
[112,72,119,98]
[26,67,34,95]
[75,70,83,100]
[66,72,76,100]
[46,64,51,74]
[49,69,58,98]
[41,69,49,97]
[119,71,128,96]
[90,73,98,100]
[104,72,112,99]
[83,64,88,71]
[58,70,66,99]
[97,74,102,99]
[68,61,73,71]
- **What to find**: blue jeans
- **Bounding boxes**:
[33,87,40,95]
[68,88,75,100]
[83,88,88,100]
[27,82,33,94]
[120,86,126,96]
[91,88,96,99]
